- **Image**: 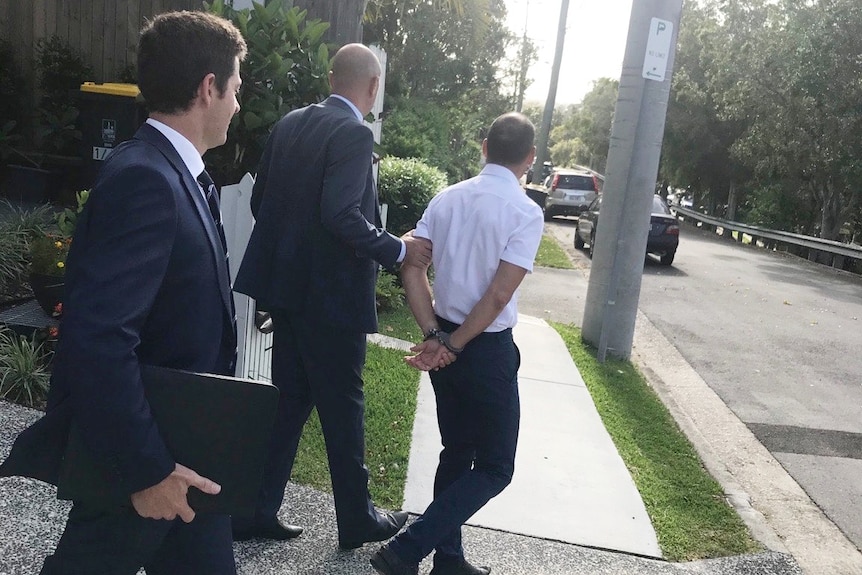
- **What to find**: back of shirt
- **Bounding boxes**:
[415,163,543,331]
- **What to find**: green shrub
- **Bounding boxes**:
[204,0,331,184]
[0,226,30,296]
[375,270,405,313]
[0,201,54,297]
[34,36,90,156]
[378,157,448,236]
[0,327,51,408]
[35,36,92,110]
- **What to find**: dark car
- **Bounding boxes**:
[574,194,679,265]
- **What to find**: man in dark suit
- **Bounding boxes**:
[233,43,430,548]
[0,11,246,574]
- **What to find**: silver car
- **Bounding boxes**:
[542,169,601,221]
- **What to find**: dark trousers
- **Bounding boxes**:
[236,309,379,540]
[40,501,235,574]
[390,321,521,565]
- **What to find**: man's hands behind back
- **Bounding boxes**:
[405,339,456,371]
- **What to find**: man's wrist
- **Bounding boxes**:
[436,331,464,355]
[423,327,441,341]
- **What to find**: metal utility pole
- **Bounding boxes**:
[581,0,683,361]
[534,0,570,172]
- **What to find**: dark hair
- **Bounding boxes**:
[138,11,247,114]
[485,112,535,167]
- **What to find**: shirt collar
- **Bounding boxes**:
[330,94,364,122]
[480,163,522,187]
[145,118,205,179]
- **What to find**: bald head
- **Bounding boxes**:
[330,44,381,93]
[329,44,381,116]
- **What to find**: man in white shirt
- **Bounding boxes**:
[371,112,544,575]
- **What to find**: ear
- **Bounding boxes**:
[369,75,380,100]
[198,72,217,106]
[481,138,489,159]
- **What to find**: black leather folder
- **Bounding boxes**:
[57,365,279,517]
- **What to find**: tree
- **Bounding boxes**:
[499,34,538,111]
[661,1,751,217]
[368,0,513,181]
[295,0,365,45]
[689,0,862,238]
[204,0,331,184]
[548,80,617,172]
[293,0,491,45]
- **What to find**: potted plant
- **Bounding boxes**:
[28,233,69,315]
[26,189,88,315]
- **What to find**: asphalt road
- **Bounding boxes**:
[527,216,862,554]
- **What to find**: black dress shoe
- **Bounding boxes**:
[232,518,303,541]
[339,510,409,549]
[429,558,491,575]
[370,544,418,575]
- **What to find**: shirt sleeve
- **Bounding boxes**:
[501,208,544,272]
[413,198,436,241]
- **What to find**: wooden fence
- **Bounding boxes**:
[0,0,201,89]
[0,0,359,93]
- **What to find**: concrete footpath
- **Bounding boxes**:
[400,315,660,557]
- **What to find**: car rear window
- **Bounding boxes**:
[652,196,671,214]
[557,175,595,190]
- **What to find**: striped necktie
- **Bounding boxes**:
[197,170,228,258]
[197,170,237,337]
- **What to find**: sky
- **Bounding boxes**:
[505,0,635,106]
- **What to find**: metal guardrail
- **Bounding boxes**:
[672,205,862,269]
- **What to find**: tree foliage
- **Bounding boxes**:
[366,0,514,181]
[661,0,862,240]
[537,0,862,241]
[205,0,331,184]
[549,79,617,172]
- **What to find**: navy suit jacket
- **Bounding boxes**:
[0,123,237,496]
[234,97,402,334]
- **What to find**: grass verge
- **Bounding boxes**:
[291,343,420,509]
[551,321,761,561]
[377,303,421,343]
[535,233,575,269]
